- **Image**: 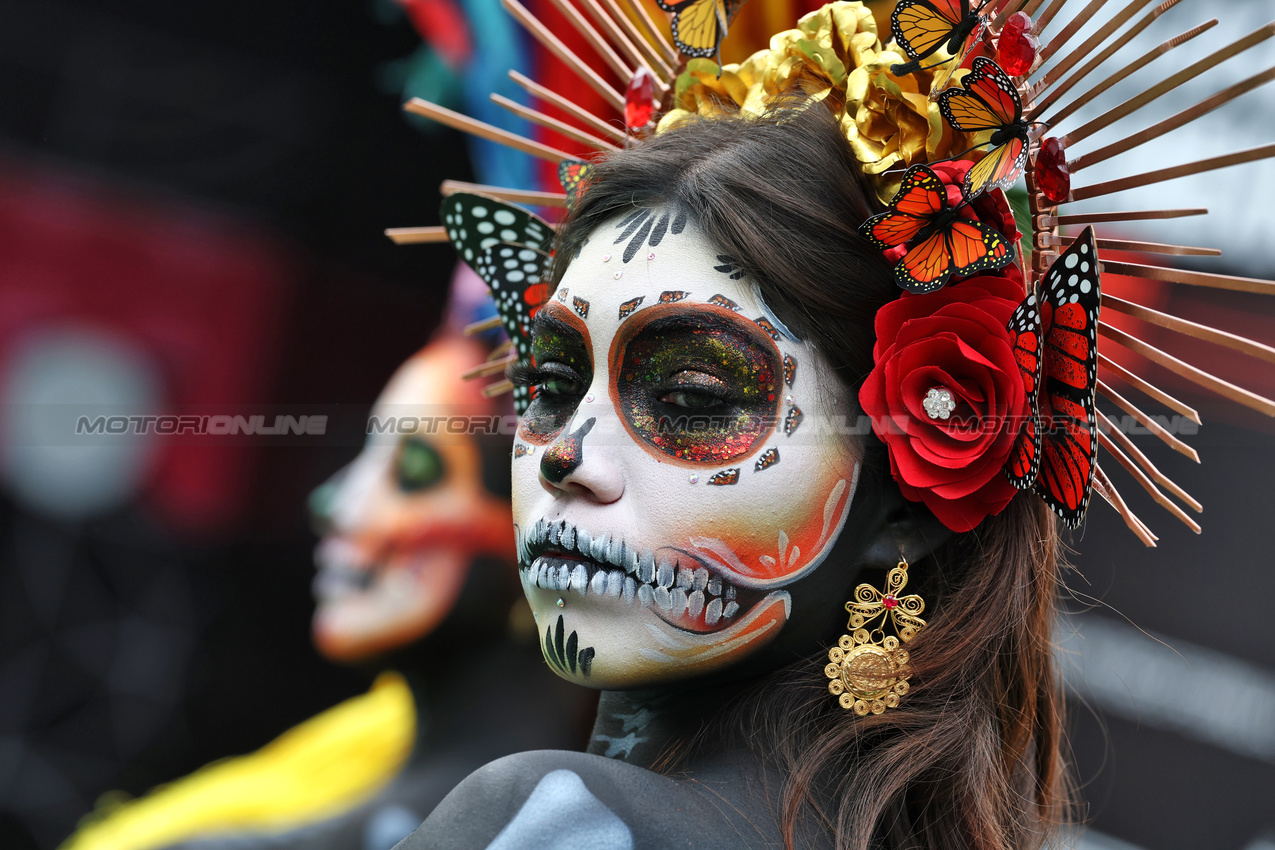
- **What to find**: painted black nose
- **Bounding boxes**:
[540,417,596,484]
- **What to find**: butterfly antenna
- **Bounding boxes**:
[891,55,960,77]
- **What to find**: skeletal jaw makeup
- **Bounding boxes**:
[311,337,514,662]
[511,211,862,689]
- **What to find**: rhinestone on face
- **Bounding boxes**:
[922,387,957,420]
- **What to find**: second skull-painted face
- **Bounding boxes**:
[512,210,864,689]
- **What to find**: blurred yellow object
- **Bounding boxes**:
[60,673,416,850]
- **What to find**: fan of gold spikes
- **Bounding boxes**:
[386,0,1275,546]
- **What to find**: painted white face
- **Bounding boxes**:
[512,210,862,689]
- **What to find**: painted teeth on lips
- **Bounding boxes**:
[517,519,743,628]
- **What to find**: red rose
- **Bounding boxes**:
[859,275,1028,532]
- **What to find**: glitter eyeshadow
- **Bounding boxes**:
[518,308,593,445]
[610,305,781,465]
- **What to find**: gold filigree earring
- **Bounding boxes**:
[825,554,926,716]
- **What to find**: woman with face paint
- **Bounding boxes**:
[395,103,1069,850]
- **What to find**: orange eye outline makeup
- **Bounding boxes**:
[608,302,782,467]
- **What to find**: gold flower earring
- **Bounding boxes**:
[825,554,926,716]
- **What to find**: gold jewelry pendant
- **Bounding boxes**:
[825,557,926,716]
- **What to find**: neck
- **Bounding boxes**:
[586,681,743,770]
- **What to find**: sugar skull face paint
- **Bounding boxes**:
[512,212,862,689]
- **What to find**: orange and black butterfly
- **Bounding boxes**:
[656,0,743,62]
[558,159,594,210]
[938,57,1031,197]
[1003,227,1101,528]
[858,164,1015,293]
[890,0,993,76]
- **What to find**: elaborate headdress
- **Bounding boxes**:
[391,0,1275,546]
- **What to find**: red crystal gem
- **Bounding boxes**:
[1036,136,1071,203]
[883,595,899,610]
[997,12,1038,77]
[625,68,656,131]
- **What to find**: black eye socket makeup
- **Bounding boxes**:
[608,304,782,466]
[513,308,594,445]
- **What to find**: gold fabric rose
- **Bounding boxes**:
[657,1,977,203]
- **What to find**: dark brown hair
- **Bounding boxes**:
[552,105,1070,850]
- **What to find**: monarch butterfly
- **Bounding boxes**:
[938,57,1031,197]
[558,159,594,210]
[1003,227,1101,528]
[656,0,743,62]
[890,0,993,77]
[441,193,556,413]
[858,163,1015,293]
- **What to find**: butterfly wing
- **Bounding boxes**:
[964,135,1028,195]
[938,57,1021,132]
[657,0,732,59]
[558,159,595,210]
[859,165,947,249]
[441,192,555,269]
[897,230,956,293]
[891,0,967,63]
[1004,291,1044,489]
[1033,227,1101,527]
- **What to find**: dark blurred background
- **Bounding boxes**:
[0,2,468,847]
[0,2,1271,850]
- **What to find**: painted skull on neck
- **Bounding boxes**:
[512,210,862,688]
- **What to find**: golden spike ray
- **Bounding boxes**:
[615,0,678,64]
[1097,379,1199,462]
[384,227,449,244]
[1030,0,1167,100]
[1098,352,1200,424]
[462,356,519,381]
[1099,323,1275,416]
[1068,65,1275,171]
[1035,20,1216,126]
[1041,232,1220,256]
[491,93,622,152]
[1032,0,1070,35]
[503,0,625,111]
[586,0,676,85]
[404,98,574,164]
[508,70,627,144]
[545,0,633,82]
[1037,208,1206,228]
[1092,463,1158,546]
[1069,143,1275,203]
[1059,23,1275,145]
[1095,420,1202,532]
[1100,258,1275,296]
[1100,294,1275,365]
[440,179,567,208]
[1034,0,1116,65]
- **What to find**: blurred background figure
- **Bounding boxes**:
[57,271,588,850]
[0,2,1272,850]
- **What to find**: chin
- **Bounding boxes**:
[311,548,468,663]
[517,525,795,688]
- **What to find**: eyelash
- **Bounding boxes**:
[507,359,586,398]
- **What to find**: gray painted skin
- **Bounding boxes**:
[394,478,951,849]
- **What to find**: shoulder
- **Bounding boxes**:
[394,750,788,850]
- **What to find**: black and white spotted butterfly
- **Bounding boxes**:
[441,193,556,413]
